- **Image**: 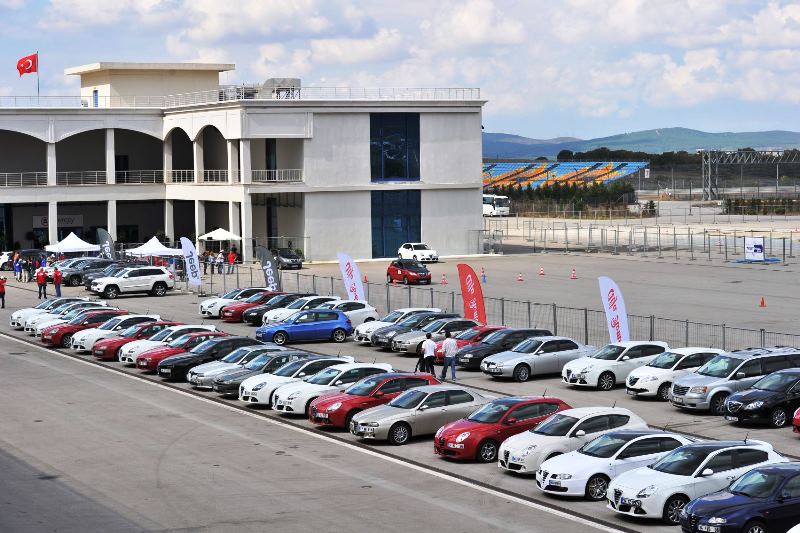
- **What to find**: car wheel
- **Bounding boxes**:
[403,276,409,285]
[69,275,81,286]
[364,318,374,322]
[344,410,360,429]
[386,274,392,283]
[103,286,119,299]
[513,364,531,382]
[331,328,347,343]
[743,520,766,533]
[769,407,788,428]
[304,398,317,417]
[585,474,610,501]
[710,392,729,415]
[217,306,225,318]
[60,334,73,348]
[476,440,499,463]
[597,372,615,391]
[272,331,288,345]
[662,495,688,525]
[412,255,417,261]
[398,254,403,260]
[657,382,671,401]
[151,282,167,297]
[387,422,411,445]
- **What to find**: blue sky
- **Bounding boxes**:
[2,0,800,139]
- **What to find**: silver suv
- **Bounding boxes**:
[670,347,800,414]
[90,266,175,299]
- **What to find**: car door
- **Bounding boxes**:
[412,391,448,434]
[371,378,406,405]
[555,339,583,369]
[771,474,800,531]
[342,302,367,325]
[297,360,338,380]
[312,311,341,340]
[693,450,737,498]
[500,402,559,439]
[617,346,645,377]
[733,359,765,392]
[331,368,364,390]
[674,352,715,377]
[447,389,479,420]
[611,437,668,477]
[534,340,563,374]
[123,269,143,290]
[288,311,318,341]
[570,415,611,448]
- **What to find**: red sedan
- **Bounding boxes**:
[221,291,284,322]
[42,309,129,348]
[434,325,506,363]
[434,396,571,463]
[309,373,440,429]
[794,407,800,434]
[135,331,228,372]
[386,259,431,285]
[92,321,182,361]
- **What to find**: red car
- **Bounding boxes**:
[434,325,506,363]
[221,291,284,322]
[434,396,571,463]
[41,309,128,348]
[386,259,431,285]
[309,373,440,429]
[794,407,800,434]
[135,331,228,372]
[92,321,182,361]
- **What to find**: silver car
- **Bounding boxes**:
[481,336,596,382]
[350,384,493,445]
[391,318,478,354]
[187,344,287,389]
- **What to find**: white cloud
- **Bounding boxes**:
[39,0,176,29]
[428,0,525,49]
[252,44,313,79]
[310,28,403,65]
[0,0,25,8]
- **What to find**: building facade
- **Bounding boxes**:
[0,62,485,261]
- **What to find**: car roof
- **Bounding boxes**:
[394,307,440,313]
[610,341,669,348]
[601,429,673,439]
[772,368,800,376]
[665,347,725,355]
[725,347,800,359]
[408,384,481,394]
[749,462,800,474]
[559,406,635,417]
[490,396,563,404]
[681,440,771,452]
[526,336,579,342]
[326,362,393,371]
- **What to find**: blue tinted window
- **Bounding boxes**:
[370,113,420,181]
[371,191,421,258]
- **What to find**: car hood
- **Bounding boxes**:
[502,431,565,450]
[374,325,412,336]
[215,367,258,382]
[313,391,357,408]
[458,343,498,357]
[483,350,529,365]
[224,302,254,311]
[353,404,411,423]
[728,388,778,404]
[124,340,164,352]
[673,373,724,388]
[192,361,238,374]
[356,321,392,334]
[12,308,48,320]
[264,308,293,319]
[628,366,677,379]
[539,450,608,476]
[611,467,685,492]
[563,357,596,370]
[240,374,298,390]
[73,327,104,339]
[202,298,234,308]
[394,330,426,342]
[159,352,199,366]
[439,418,494,438]
[139,346,182,359]
[276,382,337,397]
[686,490,755,516]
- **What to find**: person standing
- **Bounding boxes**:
[53,266,63,297]
[216,251,224,274]
[20,257,28,283]
[0,275,6,309]
[13,258,21,281]
[202,251,209,275]
[35,267,47,299]
[421,333,437,375]
[27,259,35,283]
[440,331,458,381]
[227,249,236,274]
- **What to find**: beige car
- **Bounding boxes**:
[350,384,494,445]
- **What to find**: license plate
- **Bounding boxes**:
[672,396,684,404]
[160,369,171,375]
[276,399,286,406]
[725,416,739,422]
[626,388,636,395]
[620,497,639,507]
[549,480,561,487]
[316,413,328,419]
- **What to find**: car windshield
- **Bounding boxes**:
[244,293,266,303]
[380,311,404,323]
[97,317,122,331]
[412,244,429,250]
[67,314,94,325]
[455,327,482,341]
[344,376,383,396]
[113,269,131,278]
[388,389,427,409]
[579,434,637,458]
[729,470,784,498]
[52,302,76,313]
[591,345,626,360]
[149,328,175,342]
[119,325,140,338]
[648,352,683,369]
[278,248,295,256]
[244,354,273,370]
[316,303,336,310]
[284,312,307,324]
[467,401,515,424]
[222,347,253,363]
[650,447,707,476]
[190,339,220,354]
[697,355,741,378]
[307,368,340,385]
[532,414,578,436]
[398,314,429,327]
[512,339,543,354]
[167,334,193,348]
[286,299,309,310]
[37,300,56,309]
[273,360,307,377]
[62,309,89,321]
[221,289,241,299]
[265,294,290,306]
[101,265,118,275]
[481,330,510,346]
[422,319,448,333]
[753,373,799,392]
[401,261,427,271]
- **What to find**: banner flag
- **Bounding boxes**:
[598,276,630,343]
[457,264,487,324]
[255,246,281,291]
[336,252,365,301]
[96,228,115,260]
[180,237,202,287]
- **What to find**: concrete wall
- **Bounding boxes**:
[80,70,220,105]
[202,127,227,170]
[0,131,46,172]
[303,113,370,187]
[276,205,304,241]
[276,138,303,169]
[420,112,482,185]
[56,130,105,171]
[420,188,483,256]
[115,129,162,170]
[303,191,371,260]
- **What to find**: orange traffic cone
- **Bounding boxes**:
[440,273,448,285]
[517,272,524,282]
[759,296,766,308]
[570,268,577,280]
[363,274,368,283]
[538,267,545,276]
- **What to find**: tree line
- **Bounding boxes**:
[485,180,635,207]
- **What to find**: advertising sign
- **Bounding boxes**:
[336,252,365,301]
[598,276,630,343]
[457,264,487,324]
[744,237,765,261]
[179,237,202,286]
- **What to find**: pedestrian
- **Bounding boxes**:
[53,266,63,297]
[13,258,21,281]
[202,251,209,274]
[40,256,47,269]
[440,331,458,381]
[20,257,28,283]
[27,259,35,283]
[216,251,224,274]
[35,266,47,299]
[421,332,437,375]
[0,275,6,309]
[227,249,236,274]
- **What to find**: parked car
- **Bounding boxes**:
[562,341,669,391]
[9,297,89,329]
[607,440,787,525]
[481,336,595,382]
[397,242,438,263]
[456,328,552,370]
[187,346,297,390]
[386,259,431,284]
[255,309,353,345]
[497,407,648,475]
[434,325,505,363]
[371,312,459,349]
[724,368,800,428]
[353,308,441,343]
[210,350,312,396]
[22,300,106,334]
[221,291,284,322]
[536,430,693,500]
[272,248,303,270]
[0,251,11,270]
[680,463,800,533]
[671,347,800,415]
[241,293,315,326]
[272,363,393,416]
[435,396,571,463]
[90,266,175,299]
[70,314,160,353]
[261,295,342,324]
[41,309,128,348]
[60,258,116,286]
[135,331,228,372]
[91,321,181,361]
[391,318,479,355]
[314,300,379,327]
[350,384,494,445]
[198,287,275,318]
[83,261,147,289]
[309,373,440,429]
[28,303,110,336]
[625,347,724,401]
[156,336,262,382]
[43,257,87,278]
[117,324,218,364]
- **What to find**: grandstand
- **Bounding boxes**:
[482,160,648,189]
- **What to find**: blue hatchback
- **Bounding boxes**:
[255,309,353,345]
[681,463,800,533]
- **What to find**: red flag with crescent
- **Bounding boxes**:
[17,53,37,76]
[456,264,487,325]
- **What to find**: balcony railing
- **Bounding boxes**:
[202,170,229,183]
[115,170,164,184]
[0,172,47,187]
[166,170,195,183]
[251,169,304,183]
[56,171,106,185]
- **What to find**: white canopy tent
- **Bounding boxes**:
[124,236,183,257]
[198,228,241,241]
[45,232,101,253]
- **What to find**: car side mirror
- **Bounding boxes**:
[699,468,714,477]
[622,355,630,361]
[505,417,517,425]
[419,404,429,411]
[735,372,746,380]
[335,380,343,386]
[779,490,792,502]
[374,391,384,397]
[573,430,586,438]
[298,372,306,377]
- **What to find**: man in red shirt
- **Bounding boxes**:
[227,250,236,274]
[0,275,6,308]
[36,267,47,299]
[53,266,63,297]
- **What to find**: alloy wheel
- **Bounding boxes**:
[586,475,608,500]
[332,329,346,343]
[514,365,530,382]
[389,424,410,445]
[664,496,687,524]
[657,383,671,401]
[477,441,498,463]
[598,372,615,391]
[771,408,787,428]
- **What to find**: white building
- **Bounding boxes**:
[0,62,485,261]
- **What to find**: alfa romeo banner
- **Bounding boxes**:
[336,252,365,301]
[457,264,487,324]
[598,276,630,343]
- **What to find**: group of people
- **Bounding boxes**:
[415,332,459,381]
[200,249,238,275]
[3,252,66,306]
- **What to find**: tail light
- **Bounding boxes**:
[168,273,174,280]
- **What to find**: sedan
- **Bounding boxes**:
[272,248,303,270]
[25,301,109,335]
[135,331,228,372]
[261,295,342,325]
[210,350,312,396]
[118,325,218,364]
[561,341,669,391]
[221,291,284,322]
[456,328,552,370]
[391,318,479,355]
[255,309,353,345]
[352,308,440,344]
[481,336,595,382]
[397,242,438,263]
[91,321,181,361]
[9,297,88,329]
[371,312,458,349]
[199,287,272,318]
[41,310,128,348]
[725,369,800,428]
[156,336,262,381]
[386,259,431,285]
[187,344,288,389]
[435,396,571,463]
[434,325,505,363]
[315,300,379,327]
[70,314,160,353]
[350,384,494,445]
[625,347,724,401]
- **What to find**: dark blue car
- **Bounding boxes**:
[681,463,800,533]
[255,309,353,345]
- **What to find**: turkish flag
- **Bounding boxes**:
[17,53,37,77]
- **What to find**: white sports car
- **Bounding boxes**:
[9,297,88,328]
[198,287,270,318]
[70,314,160,353]
[315,301,379,327]
[561,341,669,391]
[261,295,342,325]
[397,242,438,263]
[625,347,724,400]
[117,324,217,364]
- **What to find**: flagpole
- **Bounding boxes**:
[36,50,39,102]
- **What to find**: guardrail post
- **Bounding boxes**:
[312,274,316,293]
[552,303,558,335]
[565,223,569,253]
[587,224,592,252]
[430,287,434,307]
[657,227,663,258]
[674,227,678,259]
[760,328,766,348]
[724,236,729,262]
[527,302,532,327]
[790,231,795,258]
[330,276,334,296]
[685,320,689,347]
[407,286,412,307]
[707,232,712,262]
[642,228,648,257]
[584,308,589,345]
[722,324,726,351]
[649,315,655,341]
[452,292,456,313]
[689,229,696,261]
[386,283,390,312]
[783,238,787,265]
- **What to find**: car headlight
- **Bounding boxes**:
[551,473,572,480]
[520,445,537,457]
[636,485,656,498]
[455,432,471,443]
[287,392,300,400]
[689,386,708,394]
[744,401,764,410]
[386,331,397,338]
[462,354,473,359]
[495,362,504,368]
[435,427,444,438]
[639,376,658,382]
[580,366,594,373]
[708,517,727,525]
[252,383,266,391]
[365,422,379,427]
[327,402,342,412]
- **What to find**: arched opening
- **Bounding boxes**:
[0,130,47,186]
[56,130,105,184]
[114,129,163,183]
[199,125,227,182]
[165,128,193,182]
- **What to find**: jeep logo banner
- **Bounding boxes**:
[457,264,487,324]
[96,228,115,260]
[180,237,202,287]
[255,246,281,291]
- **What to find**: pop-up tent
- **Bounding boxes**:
[124,236,183,257]
[198,228,241,241]
[45,232,101,253]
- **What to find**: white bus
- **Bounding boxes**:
[482,194,510,216]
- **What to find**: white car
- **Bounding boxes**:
[498,407,648,475]
[198,287,271,318]
[24,302,109,335]
[561,341,669,391]
[536,430,694,500]
[315,301,379,327]
[625,347,725,401]
[397,242,438,263]
[187,344,286,389]
[353,307,441,343]
[90,266,175,299]
[238,356,354,407]
[607,440,787,525]
[261,295,341,325]
[0,251,11,270]
[9,297,88,328]
[69,314,161,353]
[117,324,218,364]
[272,363,393,416]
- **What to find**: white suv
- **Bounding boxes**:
[91,266,175,299]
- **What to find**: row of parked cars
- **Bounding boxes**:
[8,295,800,531]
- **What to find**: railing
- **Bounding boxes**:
[0,95,166,108]
[56,171,106,185]
[251,169,304,183]
[0,172,47,187]
[202,170,229,183]
[115,170,164,184]
[165,170,195,183]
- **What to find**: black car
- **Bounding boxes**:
[157,336,262,382]
[455,328,552,370]
[725,368,800,428]
[370,312,460,349]
[273,248,303,270]
[242,293,315,326]
[211,350,312,396]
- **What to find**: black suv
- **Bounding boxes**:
[725,367,800,428]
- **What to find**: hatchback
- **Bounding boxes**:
[255,309,353,345]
